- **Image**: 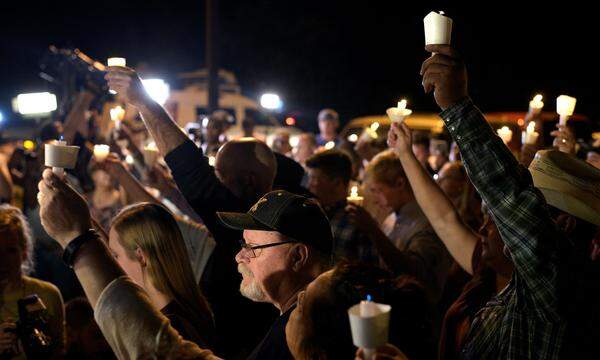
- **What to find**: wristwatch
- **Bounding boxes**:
[62,229,98,268]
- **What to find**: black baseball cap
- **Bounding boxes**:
[217,190,333,256]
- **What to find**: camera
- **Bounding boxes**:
[39,46,114,115]
[1,295,55,359]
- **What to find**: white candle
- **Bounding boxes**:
[528,94,544,115]
[45,139,80,178]
[347,186,364,206]
[107,57,126,67]
[556,95,577,126]
[143,142,160,167]
[424,11,453,46]
[497,126,513,144]
[359,295,380,317]
[93,144,110,162]
[522,122,539,145]
[359,295,379,360]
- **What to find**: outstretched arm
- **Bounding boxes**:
[421,44,563,320]
[37,169,218,359]
[388,122,478,274]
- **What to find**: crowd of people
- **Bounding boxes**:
[1,41,599,360]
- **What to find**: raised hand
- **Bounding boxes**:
[387,122,413,159]
[105,67,151,107]
[420,45,468,110]
[37,169,92,247]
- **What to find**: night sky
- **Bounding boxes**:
[0,1,597,131]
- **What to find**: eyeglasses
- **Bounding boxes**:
[239,240,298,258]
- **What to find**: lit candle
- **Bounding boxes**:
[208,156,216,167]
[359,295,379,360]
[424,11,453,46]
[107,58,126,94]
[347,186,364,206]
[143,142,160,167]
[107,57,126,67]
[325,141,335,150]
[386,99,413,124]
[45,138,80,177]
[110,105,126,130]
[556,95,577,126]
[359,295,380,317]
[93,144,110,162]
[528,94,544,115]
[497,126,513,144]
[521,122,539,145]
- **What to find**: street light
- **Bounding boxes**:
[12,92,57,116]
[260,93,282,110]
[142,79,170,105]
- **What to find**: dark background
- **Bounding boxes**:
[0,0,596,131]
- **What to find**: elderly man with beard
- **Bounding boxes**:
[218,190,333,360]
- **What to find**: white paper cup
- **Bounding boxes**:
[45,144,80,169]
[424,11,453,46]
[386,108,412,124]
[348,303,391,349]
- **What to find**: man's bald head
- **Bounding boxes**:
[215,138,277,203]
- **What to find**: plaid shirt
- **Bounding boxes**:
[440,98,567,359]
[325,201,377,264]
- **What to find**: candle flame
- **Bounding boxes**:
[350,186,359,197]
[526,122,536,133]
[366,294,372,302]
[370,122,380,131]
[397,99,407,111]
[533,94,543,103]
[325,141,335,150]
[110,106,126,122]
[59,135,64,142]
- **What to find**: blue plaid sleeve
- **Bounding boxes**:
[439,98,563,321]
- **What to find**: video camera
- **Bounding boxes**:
[0,295,55,359]
[39,46,114,115]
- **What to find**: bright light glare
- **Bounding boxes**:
[260,93,282,110]
[14,92,57,115]
[142,79,170,105]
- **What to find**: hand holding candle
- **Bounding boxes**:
[424,11,453,47]
[107,58,126,94]
[386,99,413,124]
[347,185,364,207]
[556,95,577,126]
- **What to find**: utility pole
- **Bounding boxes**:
[206,0,219,113]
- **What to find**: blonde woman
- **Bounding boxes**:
[0,204,65,359]
[107,203,215,349]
